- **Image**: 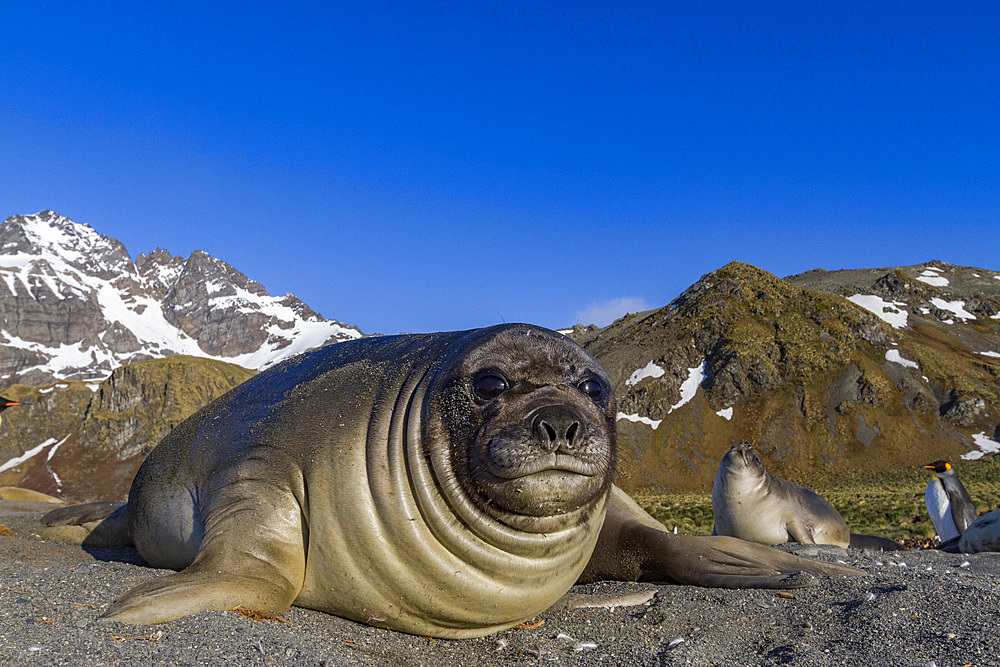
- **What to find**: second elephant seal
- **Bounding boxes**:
[712,442,851,548]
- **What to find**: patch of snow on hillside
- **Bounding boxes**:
[977,351,1000,357]
[716,407,733,420]
[2,335,104,376]
[95,283,204,353]
[616,412,662,429]
[961,432,1000,461]
[46,434,69,461]
[885,349,919,369]
[0,437,60,473]
[929,298,975,321]
[626,360,665,386]
[557,329,573,335]
[226,319,360,370]
[668,361,705,414]
[916,267,949,287]
[847,294,908,328]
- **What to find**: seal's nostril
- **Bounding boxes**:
[542,422,557,442]
[565,422,579,443]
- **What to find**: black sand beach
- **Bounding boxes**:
[1,500,998,666]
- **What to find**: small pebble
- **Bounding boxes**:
[864,592,876,602]
[494,638,507,652]
[667,637,685,649]
[555,632,572,641]
[945,632,956,640]
[960,561,971,568]
[572,642,598,652]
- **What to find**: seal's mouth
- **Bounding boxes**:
[484,449,601,479]
[481,403,607,480]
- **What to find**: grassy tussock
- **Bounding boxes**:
[634,457,1000,540]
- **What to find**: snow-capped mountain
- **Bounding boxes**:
[0,210,362,385]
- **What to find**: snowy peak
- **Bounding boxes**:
[135,248,186,299]
[0,210,133,279]
[0,211,362,385]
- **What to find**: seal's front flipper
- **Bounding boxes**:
[102,496,307,625]
[39,502,130,546]
[579,486,864,588]
[785,518,818,545]
[99,569,299,625]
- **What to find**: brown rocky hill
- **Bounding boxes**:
[0,355,254,501]
[570,261,1000,493]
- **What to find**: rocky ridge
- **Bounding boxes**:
[0,210,362,385]
[0,355,255,501]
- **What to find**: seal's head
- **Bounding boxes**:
[715,441,770,494]
[426,324,616,531]
[722,441,765,475]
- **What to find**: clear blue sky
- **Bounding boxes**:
[3,2,998,334]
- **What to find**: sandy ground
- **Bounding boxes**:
[1,499,998,667]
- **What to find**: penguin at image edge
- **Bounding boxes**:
[923,460,978,542]
[0,397,24,428]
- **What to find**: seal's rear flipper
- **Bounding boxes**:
[849,533,906,551]
[39,502,130,547]
[937,535,962,553]
[579,486,865,588]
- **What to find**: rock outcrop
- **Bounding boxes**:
[0,356,255,501]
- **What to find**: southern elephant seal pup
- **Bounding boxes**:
[941,508,1000,553]
[43,325,862,638]
[712,442,901,550]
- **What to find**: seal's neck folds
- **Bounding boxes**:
[359,349,604,636]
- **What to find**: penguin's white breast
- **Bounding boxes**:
[925,478,959,542]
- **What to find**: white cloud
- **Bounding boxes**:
[575,297,652,327]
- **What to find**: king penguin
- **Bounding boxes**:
[923,460,977,542]
[0,397,23,428]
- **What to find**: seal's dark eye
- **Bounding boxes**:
[578,379,603,400]
[474,375,507,400]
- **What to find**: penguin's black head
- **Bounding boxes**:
[0,397,24,412]
[923,460,951,474]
